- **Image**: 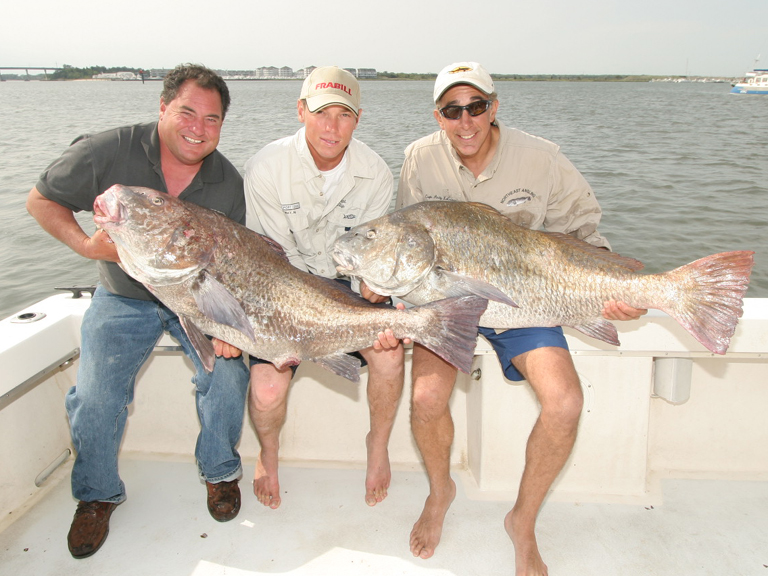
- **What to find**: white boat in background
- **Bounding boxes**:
[730,69,768,94]
[1,291,767,575]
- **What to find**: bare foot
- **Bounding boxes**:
[365,432,391,506]
[504,509,548,576]
[410,478,456,559]
[252,453,281,509]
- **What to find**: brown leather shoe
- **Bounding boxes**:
[206,479,241,522]
[67,500,119,559]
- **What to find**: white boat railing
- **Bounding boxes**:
[1,292,767,525]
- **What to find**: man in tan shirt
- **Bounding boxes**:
[397,61,646,575]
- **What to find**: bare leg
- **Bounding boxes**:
[359,343,405,506]
[505,347,584,576]
[409,344,458,559]
[247,363,293,509]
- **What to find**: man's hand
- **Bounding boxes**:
[86,229,121,263]
[213,338,242,358]
[360,280,390,304]
[602,300,648,321]
[372,303,413,350]
[373,328,401,351]
[359,281,413,349]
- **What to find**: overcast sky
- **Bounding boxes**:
[4,0,767,77]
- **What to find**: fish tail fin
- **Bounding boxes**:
[411,295,488,373]
[662,251,754,354]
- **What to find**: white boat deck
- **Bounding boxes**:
[1,457,767,576]
[2,294,768,575]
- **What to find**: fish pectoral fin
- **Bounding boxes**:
[192,271,257,342]
[313,353,362,383]
[544,232,645,272]
[179,315,216,372]
[573,319,621,346]
[273,357,301,370]
[439,271,518,308]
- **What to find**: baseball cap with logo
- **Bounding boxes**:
[299,66,361,115]
[433,62,495,104]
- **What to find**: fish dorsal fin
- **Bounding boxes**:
[572,318,621,346]
[192,271,257,342]
[543,232,645,272]
[463,201,643,272]
[316,276,358,297]
[465,201,503,216]
[258,233,291,263]
[179,315,216,372]
[313,353,362,382]
[439,270,518,307]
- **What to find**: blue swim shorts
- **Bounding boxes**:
[477,326,569,382]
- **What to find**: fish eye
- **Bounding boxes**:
[151,197,164,206]
[366,229,376,239]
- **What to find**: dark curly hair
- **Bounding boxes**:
[161,64,231,119]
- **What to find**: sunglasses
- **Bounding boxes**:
[438,99,493,120]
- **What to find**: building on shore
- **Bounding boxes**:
[92,66,379,81]
[92,71,138,81]
[221,66,378,80]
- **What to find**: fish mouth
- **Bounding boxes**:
[332,248,358,273]
[93,190,126,228]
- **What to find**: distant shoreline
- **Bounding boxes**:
[1,75,737,83]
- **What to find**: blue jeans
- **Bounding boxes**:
[66,286,249,503]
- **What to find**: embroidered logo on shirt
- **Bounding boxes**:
[281,202,301,214]
[502,189,535,207]
[424,193,456,202]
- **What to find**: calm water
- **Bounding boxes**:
[1,80,766,320]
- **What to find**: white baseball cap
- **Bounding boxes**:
[433,62,495,103]
[300,66,360,115]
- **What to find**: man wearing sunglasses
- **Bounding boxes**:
[243,66,404,511]
[396,62,646,575]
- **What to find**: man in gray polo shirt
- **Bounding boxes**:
[26,64,249,559]
[397,62,646,575]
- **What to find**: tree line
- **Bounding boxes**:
[378,71,656,82]
[8,65,659,82]
[49,65,145,80]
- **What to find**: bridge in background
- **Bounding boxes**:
[0,67,62,80]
